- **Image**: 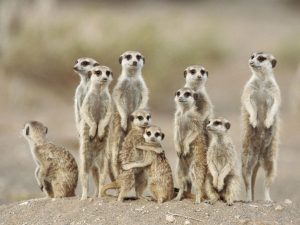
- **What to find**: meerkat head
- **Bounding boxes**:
[174,87,197,108]
[88,65,113,86]
[73,57,100,78]
[119,51,145,73]
[143,125,165,144]
[207,118,231,135]
[184,65,208,87]
[22,121,48,145]
[248,52,277,75]
[130,109,151,128]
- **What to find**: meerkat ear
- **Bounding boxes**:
[130,115,135,122]
[110,71,113,77]
[26,126,30,135]
[271,58,277,68]
[206,70,209,77]
[142,56,145,64]
[119,55,123,64]
[184,69,187,78]
[225,122,231,130]
[193,93,198,100]
[161,133,165,140]
[45,127,48,134]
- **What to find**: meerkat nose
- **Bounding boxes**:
[132,61,137,66]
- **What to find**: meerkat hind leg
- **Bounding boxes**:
[92,166,99,197]
[251,163,260,201]
[205,176,219,205]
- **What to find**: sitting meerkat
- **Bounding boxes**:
[22,121,78,198]
[73,57,100,133]
[79,65,113,200]
[205,118,240,206]
[174,87,207,204]
[241,52,281,202]
[107,51,149,180]
[101,110,163,202]
[123,125,174,203]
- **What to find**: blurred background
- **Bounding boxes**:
[0,0,299,204]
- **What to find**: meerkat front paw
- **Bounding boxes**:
[217,180,224,192]
[89,126,97,141]
[121,119,127,132]
[183,147,190,157]
[97,126,105,140]
[249,116,257,128]
[122,164,131,170]
[264,117,274,129]
[213,178,218,189]
[176,151,183,158]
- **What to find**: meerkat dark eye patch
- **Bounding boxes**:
[190,69,196,75]
[136,55,142,60]
[93,62,100,67]
[146,131,151,136]
[106,71,110,76]
[146,115,151,120]
[95,70,102,76]
[81,61,90,66]
[176,91,180,96]
[125,55,132,60]
[213,121,221,126]
[155,132,161,137]
[26,126,30,135]
[200,69,206,75]
[184,92,191,97]
[137,116,143,121]
[257,56,266,62]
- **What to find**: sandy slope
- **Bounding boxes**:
[0,197,299,225]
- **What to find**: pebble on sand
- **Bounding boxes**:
[166,214,176,223]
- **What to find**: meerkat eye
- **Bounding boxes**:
[106,71,110,76]
[125,55,132,60]
[136,55,142,61]
[146,115,151,120]
[95,70,102,76]
[213,121,221,126]
[155,132,161,137]
[176,91,180,96]
[26,126,30,135]
[257,56,266,62]
[200,69,206,75]
[190,69,196,75]
[81,61,90,66]
[93,62,100,67]
[184,92,191,98]
[137,116,143,121]
[146,131,151,136]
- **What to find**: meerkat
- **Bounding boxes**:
[101,110,163,202]
[241,52,281,202]
[174,87,207,204]
[73,57,100,133]
[205,118,240,206]
[79,65,113,200]
[22,121,78,198]
[107,51,149,180]
[122,125,174,203]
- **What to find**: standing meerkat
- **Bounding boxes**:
[123,125,174,203]
[73,57,100,133]
[79,65,113,200]
[241,52,281,202]
[22,121,78,198]
[101,110,163,202]
[174,87,207,204]
[184,65,214,121]
[205,118,240,206]
[107,51,149,179]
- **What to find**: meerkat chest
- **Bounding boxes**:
[178,116,190,139]
[210,146,229,170]
[120,79,143,111]
[89,92,109,119]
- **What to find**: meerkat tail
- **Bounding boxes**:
[101,181,120,196]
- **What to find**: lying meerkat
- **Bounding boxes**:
[73,57,100,133]
[174,87,207,204]
[107,51,149,180]
[241,52,281,202]
[22,121,78,198]
[123,125,174,203]
[205,118,240,206]
[101,110,163,202]
[79,65,113,200]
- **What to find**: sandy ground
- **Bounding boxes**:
[0,198,299,225]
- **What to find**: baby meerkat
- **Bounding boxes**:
[107,51,149,179]
[174,87,207,204]
[22,121,78,198]
[205,118,240,206]
[241,52,281,202]
[79,65,113,200]
[184,65,214,121]
[101,110,163,202]
[73,57,100,133]
[122,125,174,203]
